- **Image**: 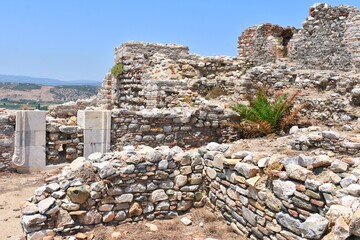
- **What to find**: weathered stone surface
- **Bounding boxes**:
[55,209,75,228]
[285,164,311,181]
[206,167,217,179]
[174,175,188,187]
[151,189,168,202]
[66,186,90,204]
[276,212,301,235]
[38,197,56,215]
[273,180,296,200]
[234,163,259,178]
[349,207,360,236]
[330,160,349,173]
[242,206,257,226]
[115,194,133,203]
[346,184,360,197]
[129,202,142,217]
[300,214,328,239]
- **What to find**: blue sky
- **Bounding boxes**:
[0,0,359,81]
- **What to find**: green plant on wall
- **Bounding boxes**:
[111,63,124,79]
[230,88,306,137]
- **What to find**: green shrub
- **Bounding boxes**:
[230,88,305,136]
[111,63,124,79]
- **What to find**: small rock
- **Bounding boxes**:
[180,216,192,226]
[145,223,158,231]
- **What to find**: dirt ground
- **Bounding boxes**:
[0,171,46,240]
[0,170,246,240]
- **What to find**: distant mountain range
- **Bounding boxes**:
[0,74,102,86]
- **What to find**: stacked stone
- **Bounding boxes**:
[290,128,360,156]
[48,98,97,119]
[288,3,360,70]
[110,105,236,150]
[46,121,84,164]
[238,24,295,65]
[20,145,205,240]
[97,72,114,110]
[202,141,360,239]
[0,111,15,171]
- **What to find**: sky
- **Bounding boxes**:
[0,0,359,81]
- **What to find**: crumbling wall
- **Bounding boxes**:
[0,111,15,171]
[288,3,360,70]
[99,42,251,110]
[238,24,295,65]
[20,128,360,239]
[21,147,206,239]
[46,119,84,164]
[110,106,238,150]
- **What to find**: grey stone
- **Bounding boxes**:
[276,212,302,235]
[151,189,168,202]
[174,175,187,187]
[330,159,348,173]
[322,131,340,140]
[115,194,134,203]
[349,208,360,237]
[22,214,47,227]
[285,164,311,181]
[158,160,168,170]
[38,197,56,214]
[242,206,257,226]
[346,184,360,197]
[300,214,328,239]
[234,162,259,178]
[273,180,296,200]
[93,161,115,178]
[125,183,146,193]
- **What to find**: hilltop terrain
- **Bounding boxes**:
[0,82,99,110]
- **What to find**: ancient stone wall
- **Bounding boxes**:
[288,3,360,70]
[20,128,360,239]
[238,24,295,65]
[99,42,252,110]
[0,111,15,171]
[21,147,206,239]
[46,119,84,165]
[110,106,238,150]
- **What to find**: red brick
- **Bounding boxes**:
[310,199,325,207]
[296,184,306,192]
[288,209,298,218]
[296,208,311,216]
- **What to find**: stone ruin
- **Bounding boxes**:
[0,2,358,240]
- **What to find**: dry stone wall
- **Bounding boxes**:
[111,106,238,150]
[20,128,360,239]
[46,119,84,165]
[21,146,206,239]
[238,24,295,65]
[288,3,360,70]
[99,42,252,110]
[0,111,15,171]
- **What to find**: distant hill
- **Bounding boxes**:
[0,74,101,86]
[0,82,100,110]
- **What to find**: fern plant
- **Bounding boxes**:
[230,88,305,136]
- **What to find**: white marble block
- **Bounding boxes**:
[12,110,47,172]
[77,110,111,158]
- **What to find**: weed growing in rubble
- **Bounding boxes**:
[230,87,305,137]
[111,63,124,79]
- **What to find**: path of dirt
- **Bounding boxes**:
[0,172,46,240]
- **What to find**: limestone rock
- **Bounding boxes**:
[55,209,75,228]
[66,186,90,204]
[300,214,328,239]
[349,207,360,236]
[285,164,311,181]
[180,217,192,226]
[276,212,301,235]
[234,163,259,178]
[38,197,56,215]
[151,189,168,202]
[273,180,296,200]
